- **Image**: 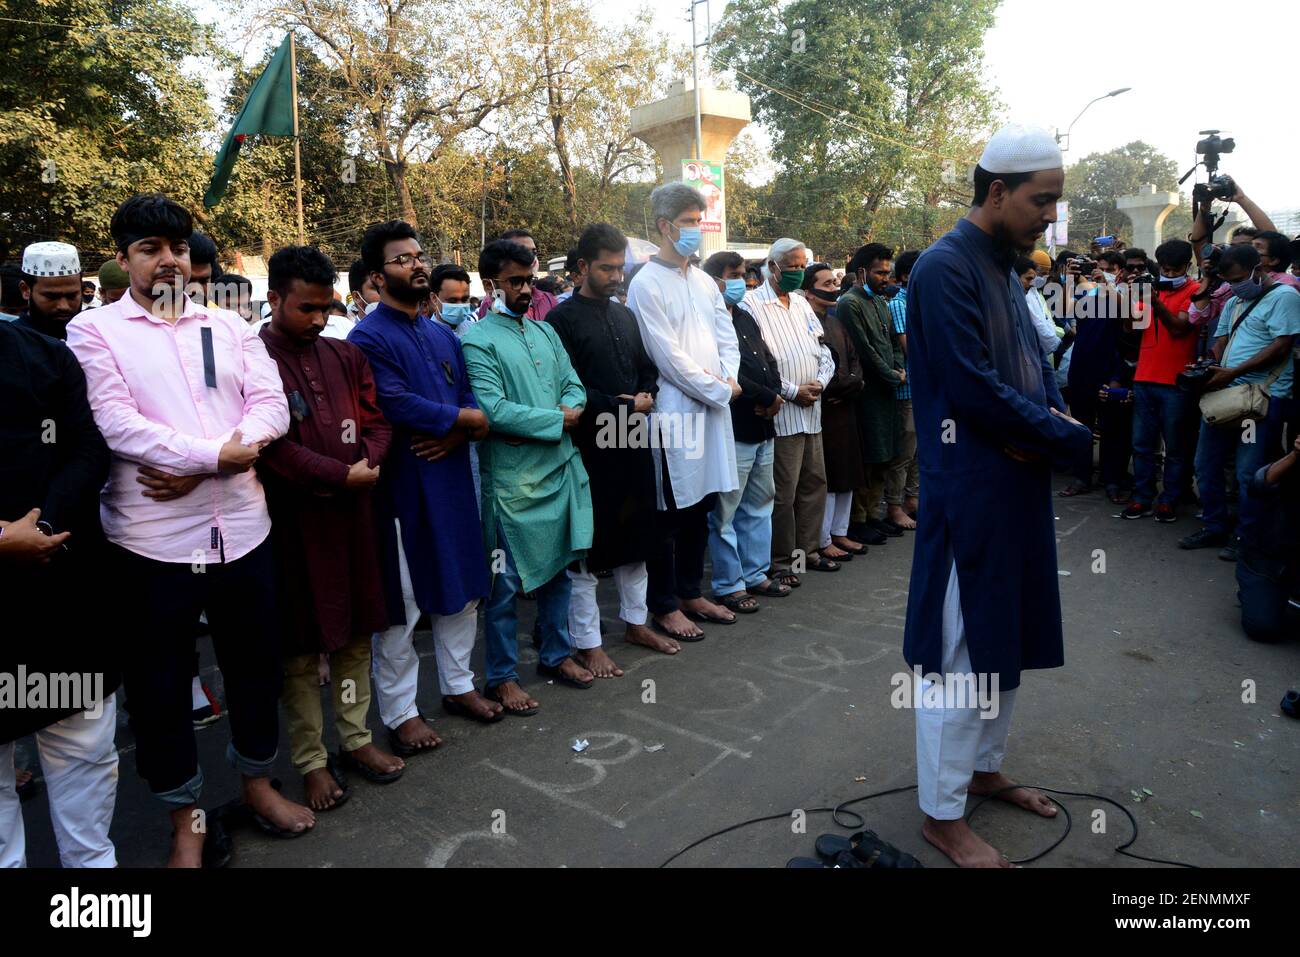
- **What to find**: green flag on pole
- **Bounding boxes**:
[203,33,296,208]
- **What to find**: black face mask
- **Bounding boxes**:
[809,288,839,303]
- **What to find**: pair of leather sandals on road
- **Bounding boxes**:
[787,830,925,868]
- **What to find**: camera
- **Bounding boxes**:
[1193,174,1236,204]
[1196,131,1235,172]
[1069,257,1097,274]
[1176,357,1218,394]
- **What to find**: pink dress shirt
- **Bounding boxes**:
[66,293,289,565]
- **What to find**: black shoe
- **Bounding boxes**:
[848,521,886,545]
[1218,540,1239,563]
[868,518,903,538]
[1178,527,1230,550]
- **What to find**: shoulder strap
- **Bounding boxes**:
[1225,283,1279,343]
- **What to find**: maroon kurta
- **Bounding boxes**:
[258,326,393,654]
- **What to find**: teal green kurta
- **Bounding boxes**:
[836,287,903,465]
[461,311,593,591]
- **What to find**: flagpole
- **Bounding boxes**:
[289,31,305,245]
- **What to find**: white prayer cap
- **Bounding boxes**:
[22,241,81,277]
[978,124,1062,175]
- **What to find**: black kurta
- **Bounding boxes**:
[547,292,661,572]
[730,302,782,445]
[820,310,867,491]
[0,321,117,743]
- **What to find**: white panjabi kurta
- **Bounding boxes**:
[627,257,740,510]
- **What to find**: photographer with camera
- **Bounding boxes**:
[1121,240,1199,522]
[1179,244,1300,555]
[1189,178,1277,249]
[1251,231,1300,290]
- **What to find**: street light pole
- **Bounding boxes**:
[1056,87,1131,152]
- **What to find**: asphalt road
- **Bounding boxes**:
[18,474,1300,868]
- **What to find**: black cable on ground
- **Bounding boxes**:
[658,782,1197,868]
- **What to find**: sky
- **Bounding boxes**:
[621,0,1300,216]
[196,0,1299,217]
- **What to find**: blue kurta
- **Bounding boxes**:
[903,219,1093,690]
[348,302,490,618]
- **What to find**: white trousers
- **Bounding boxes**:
[914,558,1018,820]
[566,561,649,650]
[0,697,119,868]
[372,520,479,727]
[820,490,854,549]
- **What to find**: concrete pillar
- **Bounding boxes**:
[1116,184,1179,255]
[1216,205,1250,243]
[629,78,751,256]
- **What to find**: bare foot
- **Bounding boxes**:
[243,777,315,835]
[653,609,702,639]
[446,689,503,720]
[303,767,345,811]
[167,805,205,868]
[904,497,918,515]
[832,535,865,552]
[317,654,331,686]
[576,646,624,677]
[394,714,442,751]
[345,742,405,777]
[491,680,539,713]
[969,771,1058,817]
[557,657,595,684]
[681,595,735,623]
[887,505,917,530]
[626,622,680,654]
[921,817,1012,868]
[822,544,851,560]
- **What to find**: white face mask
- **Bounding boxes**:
[1102,271,1117,284]
[1032,276,1047,289]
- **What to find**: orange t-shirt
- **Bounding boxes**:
[1134,283,1197,385]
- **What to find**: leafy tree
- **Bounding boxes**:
[1063,140,1191,249]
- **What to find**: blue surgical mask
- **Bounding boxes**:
[1032,275,1047,289]
[723,278,746,305]
[440,302,472,326]
[670,224,702,257]
[493,289,523,318]
[1165,275,1188,289]
[1230,275,1263,301]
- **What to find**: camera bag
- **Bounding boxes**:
[1198,286,1286,426]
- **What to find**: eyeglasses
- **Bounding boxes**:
[497,275,536,291]
[384,252,433,269]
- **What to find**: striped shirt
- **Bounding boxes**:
[887,287,910,399]
[743,281,834,436]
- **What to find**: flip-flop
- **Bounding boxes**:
[337,747,404,784]
[717,593,760,614]
[747,580,791,598]
[805,556,841,573]
[813,831,924,868]
[832,541,868,556]
[537,659,594,689]
[821,549,853,562]
[442,693,505,724]
[233,781,315,839]
[484,683,540,716]
[653,617,706,642]
[683,607,737,625]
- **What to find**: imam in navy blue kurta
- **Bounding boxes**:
[902,219,1093,690]
[348,302,490,619]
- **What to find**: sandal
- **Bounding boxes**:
[831,539,868,556]
[683,606,737,626]
[387,715,440,757]
[771,571,802,589]
[747,579,791,598]
[337,747,404,785]
[717,592,760,614]
[1057,483,1094,497]
[813,830,924,868]
[821,548,853,562]
[484,683,540,716]
[805,555,841,573]
[442,693,505,724]
[242,780,314,839]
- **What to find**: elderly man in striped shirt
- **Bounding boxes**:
[743,238,839,583]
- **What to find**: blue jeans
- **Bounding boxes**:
[708,439,775,595]
[483,525,573,687]
[1131,382,1193,507]
[1194,401,1284,544]
[1236,559,1292,642]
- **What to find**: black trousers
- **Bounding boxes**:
[115,538,282,801]
[646,457,718,615]
[1071,392,1134,489]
